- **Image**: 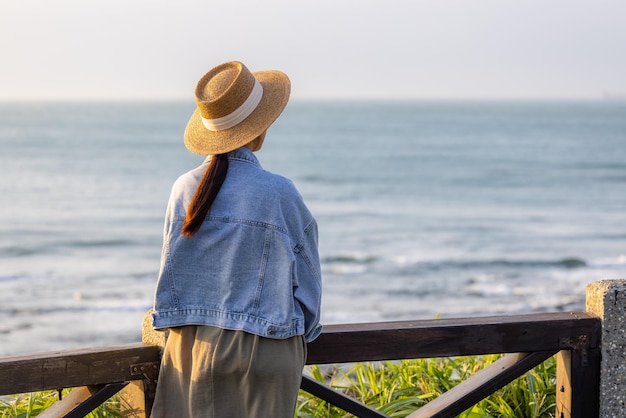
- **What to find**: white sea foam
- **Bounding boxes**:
[587,254,626,268]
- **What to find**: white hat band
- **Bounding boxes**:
[201,79,263,131]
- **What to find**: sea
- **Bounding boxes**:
[1,100,625,356]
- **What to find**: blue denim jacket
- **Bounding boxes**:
[152,147,322,342]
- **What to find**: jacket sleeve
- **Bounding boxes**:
[294,219,323,342]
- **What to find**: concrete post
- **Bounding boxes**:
[140,310,168,348]
[119,311,167,418]
[586,279,626,418]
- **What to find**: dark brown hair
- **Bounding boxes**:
[182,154,229,237]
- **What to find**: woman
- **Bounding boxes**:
[150,61,322,417]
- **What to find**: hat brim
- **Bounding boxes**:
[184,70,291,155]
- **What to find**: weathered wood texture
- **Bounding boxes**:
[556,347,601,418]
[0,312,601,418]
[37,383,128,418]
[306,312,601,365]
[37,386,101,418]
[0,344,160,396]
[300,376,387,418]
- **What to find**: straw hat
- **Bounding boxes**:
[184,61,291,155]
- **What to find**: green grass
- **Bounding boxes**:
[295,355,557,418]
[0,389,122,418]
[0,355,556,417]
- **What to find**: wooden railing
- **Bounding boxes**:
[0,311,600,417]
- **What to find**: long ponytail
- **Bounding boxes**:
[182,154,229,237]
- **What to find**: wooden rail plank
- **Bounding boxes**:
[38,386,102,418]
[63,383,129,418]
[300,376,387,418]
[0,311,601,418]
[37,383,128,418]
[0,343,160,396]
[307,312,600,364]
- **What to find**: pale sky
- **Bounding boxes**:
[1,0,625,101]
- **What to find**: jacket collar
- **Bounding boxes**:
[202,147,261,167]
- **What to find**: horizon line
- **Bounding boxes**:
[1,95,623,104]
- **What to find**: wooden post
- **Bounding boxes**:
[586,279,626,418]
[555,344,601,418]
[119,311,166,418]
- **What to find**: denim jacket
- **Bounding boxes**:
[152,147,322,342]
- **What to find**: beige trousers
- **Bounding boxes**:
[151,326,306,418]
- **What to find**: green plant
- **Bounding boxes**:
[0,390,121,418]
[483,358,556,418]
[296,355,557,418]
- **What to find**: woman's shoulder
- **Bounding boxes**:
[168,163,206,202]
[263,168,297,188]
[255,169,302,199]
[176,163,206,185]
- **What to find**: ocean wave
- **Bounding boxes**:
[465,258,586,269]
[392,257,587,270]
[322,253,378,275]
[62,238,136,248]
[0,238,136,257]
[437,256,626,271]
[0,273,22,282]
[321,253,592,276]
[323,253,378,264]
[0,245,51,257]
[1,303,152,317]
